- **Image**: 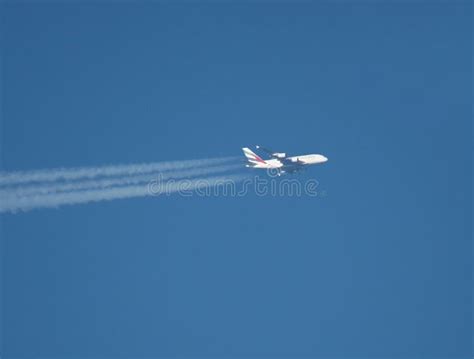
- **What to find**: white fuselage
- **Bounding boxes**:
[287,154,328,165]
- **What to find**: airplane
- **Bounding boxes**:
[242,145,328,175]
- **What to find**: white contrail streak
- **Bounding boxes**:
[0,164,242,199]
[0,156,239,185]
[0,175,248,213]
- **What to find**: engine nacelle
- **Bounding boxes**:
[273,152,286,158]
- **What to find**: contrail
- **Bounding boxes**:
[0,164,242,199]
[0,175,248,213]
[0,156,239,185]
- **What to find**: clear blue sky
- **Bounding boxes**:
[1,2,472,358]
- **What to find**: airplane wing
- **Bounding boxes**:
[255,145,276,156]
[255,145,287,159]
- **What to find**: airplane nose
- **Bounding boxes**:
[322,156,328,162]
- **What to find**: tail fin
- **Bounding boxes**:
[242,147,266,165]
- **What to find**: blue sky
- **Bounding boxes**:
[1,2,472,358]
